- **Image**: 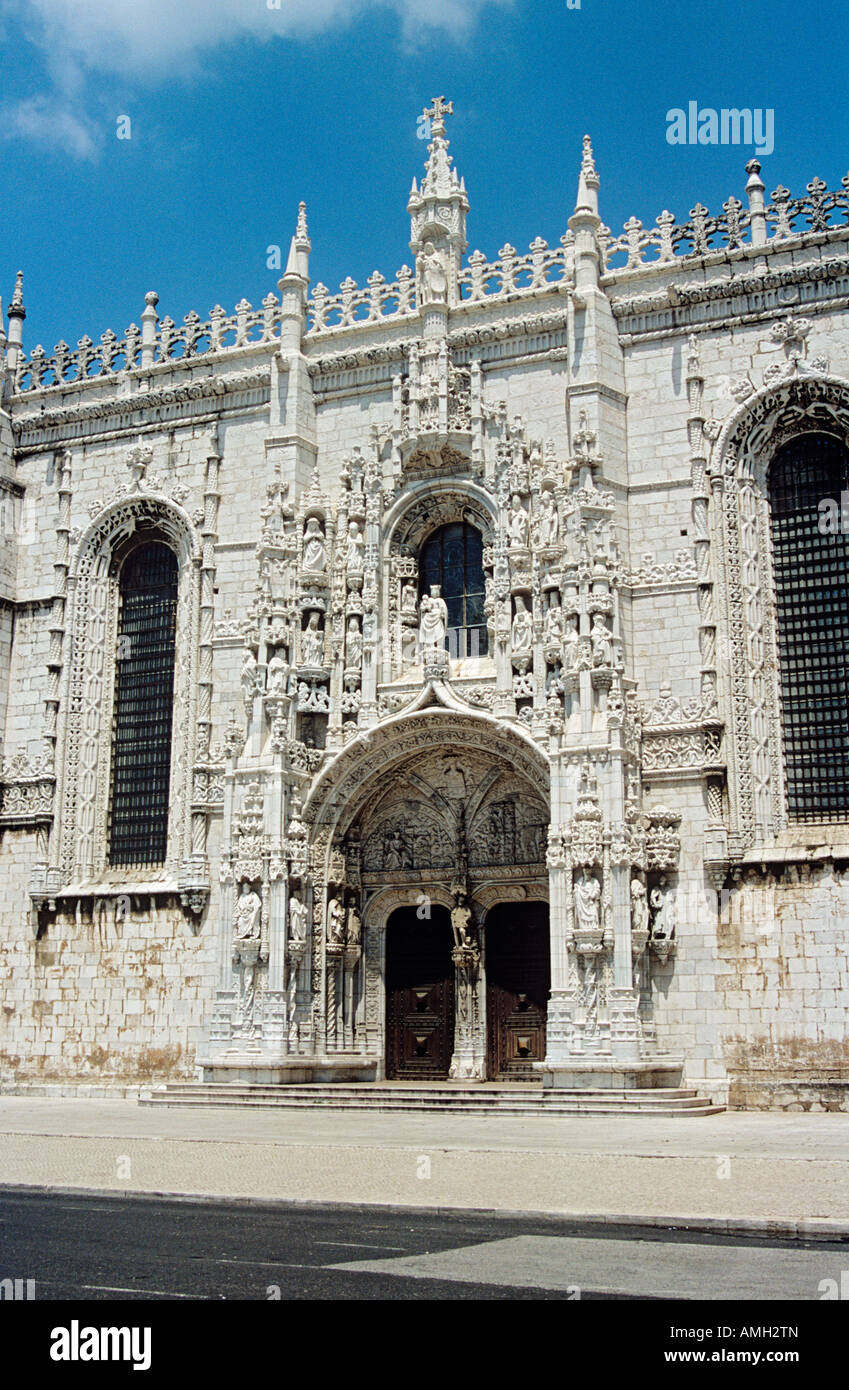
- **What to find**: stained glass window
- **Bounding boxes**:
[108,542,178,864]
[769,433,849,821]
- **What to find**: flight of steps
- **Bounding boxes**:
[139,1081,724,1116]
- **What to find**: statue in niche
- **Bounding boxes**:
[303,517,327,572]
[544,594,564,647]
[590,613,613,667]
[400,582,418,622]
[451,890,474,948]
[534,489,560,547]
[288,891,308,943]
[511,594,533,654]
[327,895,346,944]
[573,868,601,935]
[346,903,362,946]
[508,493,529,547]
[650,877,676,942]
[267,654,288,696]
[240,650,259,704]
[345,615,363,667]
[631,879,650,940]
[419,584,448,653]
[346,521,364,577]
[384,829,412,870]
[418,241,448,304]
[301,611,324,667]
[234,880,262,941]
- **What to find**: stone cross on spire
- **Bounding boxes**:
[423,96,453,136]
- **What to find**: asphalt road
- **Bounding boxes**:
[1,1188,846,1301]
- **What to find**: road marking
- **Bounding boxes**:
[78,1285,202,1298]
[313,1241,407,1251]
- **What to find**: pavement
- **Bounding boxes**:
[1,1097,848,1237]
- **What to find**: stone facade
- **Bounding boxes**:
[1,101,848,1107]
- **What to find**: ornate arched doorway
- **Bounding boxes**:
[303,705,551,1078]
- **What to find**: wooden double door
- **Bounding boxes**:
[385,907,455,1080]
[485,902,550,1080]
[384,901,551,1081]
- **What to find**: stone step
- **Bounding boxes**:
[140,1082,723,1116]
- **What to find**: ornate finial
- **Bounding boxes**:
[296,201,310,246]
[581,135,596,177]
[423,95,453,137]
[11,271,23,308]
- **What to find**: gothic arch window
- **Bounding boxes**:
[419,521,488,658]
[108,540,179,864]
[768,432,849,821]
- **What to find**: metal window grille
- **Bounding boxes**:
[769,433,849,821]
[419,521,488,658]
[108,542,178,865]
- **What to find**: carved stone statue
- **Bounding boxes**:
[240,650,259,704]
[451,892,473,947]
[345,615,362,668]
[384,829,412,870]
[511,594,533,654]
[327,895,346,943]
[301,611,324,667]
[563,614,580,672]
[508,493,529,547]
[267,655,288,696]
[419,584,448,652]
[346,521,364,577]
[544,595,564,647]
[418,240,447,304]
[234,880,262,941]
[535,489,559,547]
[401,582,418,621]
[346,904,362,946]
[590,613,613,668]
[650,877,676,941]
[630,878,649,939]
[288,891,308,942]
[303,517,327,572]
[573,868,601,935]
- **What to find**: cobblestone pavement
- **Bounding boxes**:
[1,1099,848,1234]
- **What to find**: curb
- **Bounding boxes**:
[1,1182,847,1242]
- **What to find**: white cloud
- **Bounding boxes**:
[3,0,512,77]
[1,93,99,158]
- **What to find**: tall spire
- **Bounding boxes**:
[408,98,469,309]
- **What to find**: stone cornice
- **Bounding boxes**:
[11,366,272,449]
[611,251,849,342]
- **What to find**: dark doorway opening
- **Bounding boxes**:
[385,906,455,1080]
[485,901,550,1080]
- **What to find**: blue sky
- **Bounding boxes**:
[1,0,847,358]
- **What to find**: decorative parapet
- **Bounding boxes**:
[15,294,280,395]
[601,165,849,274]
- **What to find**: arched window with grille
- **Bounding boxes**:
[419,521,488,658]
[108,541,179,865]
[768,433,849,821]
